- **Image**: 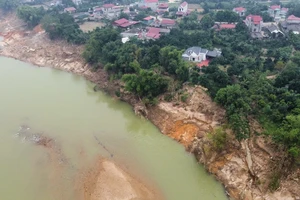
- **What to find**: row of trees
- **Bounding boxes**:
[17,6,87,44]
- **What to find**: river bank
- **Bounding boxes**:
[1,12,299,200]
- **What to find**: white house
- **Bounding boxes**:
[245,15,263,32]
[182,47,221,62]
[139,0,159,11]
[233,7,246,17]
[176,1,188,16]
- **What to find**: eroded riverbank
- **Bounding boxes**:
[1,12,300,200]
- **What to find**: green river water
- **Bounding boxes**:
[0,56,228,200]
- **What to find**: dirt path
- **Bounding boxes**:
[1,12,300,200]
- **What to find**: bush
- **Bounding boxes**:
[208,127,227,152]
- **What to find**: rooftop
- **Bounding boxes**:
[233,7,246,12]
[144,16,153,21]
[180,1,187,7]
[64,7,76,11]
[114,18,129,26]
[145,0,158,3]
[197,59,210,68]
[161,18,176,25]
[247,15,263,24]
[219,24,236,29]
[103,4,115,8]
[270,5,281,10]
[158,3,169,8]
[287,15,300,21]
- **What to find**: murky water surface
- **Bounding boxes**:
[0,57,228,200]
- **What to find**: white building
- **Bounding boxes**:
[176,1,188,16]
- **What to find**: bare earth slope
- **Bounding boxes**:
[1,13,299,200]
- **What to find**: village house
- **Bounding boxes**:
[263,23,284,37]
[64,7,76,14]
[139,27,170,40]
[182,46,221,65]
[102,4,121,19]
[143,16,155,25]
[176,1,189,16]
[286,15,300,24]
[281,15,300,34]
[245,15,263,32]
[139,0,159,11]
[113,18,139,29]
[157,3,169,14]
[233,7,246,17]
[160,18,176,29]
[268,5,288,21]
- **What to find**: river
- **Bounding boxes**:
[0,56,228,200]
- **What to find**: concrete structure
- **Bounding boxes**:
[233,7,246,17]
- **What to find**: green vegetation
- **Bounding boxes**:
[14,0,300,168]
[17,6,87,44]
[208,127,227,151]
[0,0,20,11]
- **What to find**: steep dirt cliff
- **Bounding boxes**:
[1,13,300,200]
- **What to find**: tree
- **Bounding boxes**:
[83,27,120,64]
[273,115,300,160]
[215,85,251,140]
[119,12,129,19]
[17,6,46,28]
[200,14,214,29]
[122,69,169,98]
[215,10,239,23]
[0,0,20,11]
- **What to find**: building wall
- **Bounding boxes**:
[178,5,188,13]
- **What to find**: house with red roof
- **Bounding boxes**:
[233,7,246,17]
[146,27,161,39]
[143,16,155,25]
[64,7,76,14]
[102,4,121,19]
[160,18,176,28]
[268,5,288,21]
[245,15,263,32]
[139,0,159,11]
[113,18,139,28]
[176,1,189,16]
[157,3,169,13]
[286,15,300,24]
